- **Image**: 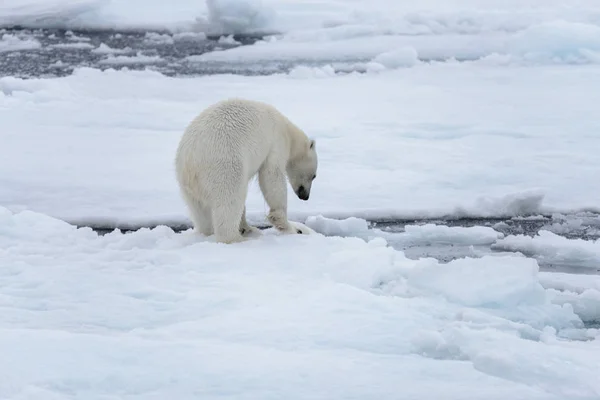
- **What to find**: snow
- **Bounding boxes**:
[1,205,599,399]
[306,215,504,246]
[0,33,41,52]
[48,42,95,50]
[371,47,420,69]
[547,288,600,324]
[97,53,165,65]
[506,20,600,63]
[188,19,600,68]
[493,231,600,270]
[1,62,599,227]
[0,0,203,33]
[540,272,600,294]
[1,0,600,35]
[91,42,132,55]
[3,0,600,68]
[2,2,600,396]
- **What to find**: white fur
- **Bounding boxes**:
[175,98,318,244]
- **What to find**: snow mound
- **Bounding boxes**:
[0,33,41,52]
[305,215,371,236]
[547,288,600,324]
[305,216,504,247]
[48,42,94,50]
[540,272,600,293]
[201,0,276,35]
[98,52,164,65]
[91,42,132,54]
[507,20,600,64]
[288,64,336,79]
[456,191,545,219]
[492,230,600,270]
[370,47,419,69]
[402,224,504,245]
[400,255,546,308]
[0,0,106,29]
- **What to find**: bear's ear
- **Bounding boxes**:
[309,139,316,150]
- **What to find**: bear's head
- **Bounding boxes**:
[286,139,318,201]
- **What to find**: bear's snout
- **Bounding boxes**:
[297,185,309,201]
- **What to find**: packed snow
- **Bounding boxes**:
[97,52,165,65]
[91,42,133,55]
[3,0,600,65]
[0,33,41,52]
[539,272,600,293]
[493,231,600,270]
[1,206,599,399]
[47,41,95,50]
[1,0,600,398]
[1,64,600,226]
[2,0,600,36]
[305,215,504,246]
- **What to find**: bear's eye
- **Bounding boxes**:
[312,174,316,180]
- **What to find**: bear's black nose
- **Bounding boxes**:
[297,186,309,201]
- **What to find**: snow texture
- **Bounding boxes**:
[306,215,504,246]
[1,65,599,227]
[0,33,41,52]
[91,42,132,54]
[1,2,600,397]
[493,231,600,270]
[97,52,165,65]
[48,41,95,50]
[1,206,599,399]
[2,0,600,66]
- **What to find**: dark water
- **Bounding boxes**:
[1,27,388,78]
[1,27,264,78]
[1,27,469,78]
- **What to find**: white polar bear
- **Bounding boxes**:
[175,97,318,244]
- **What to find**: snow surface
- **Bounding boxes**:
[305,216,600,273]
[493,231,600,270]
[91,42,133,55]
[540,272,600,293]
[3,0,600,65]
[1,62,599,227]
[47,41,95,50]
[189,20,600,66]
[1,206,599,399]
[97,53,165,65]
[306,215,504,246]
[2,0,600,36]
[0,33,41,52]
[2,2,600,396]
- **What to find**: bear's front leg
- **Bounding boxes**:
[239,205,261,236]
[259,163,303,235]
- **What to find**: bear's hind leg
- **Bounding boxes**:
[212,199,247,244]
[181,190,213,236]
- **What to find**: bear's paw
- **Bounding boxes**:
[289,221,317,235]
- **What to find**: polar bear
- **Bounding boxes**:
[175,98,318,244]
